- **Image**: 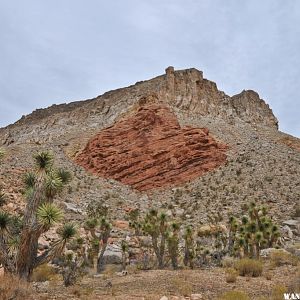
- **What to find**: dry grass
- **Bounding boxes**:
[271,285,288,300]
[218,290,250,300]
[235,258,263,277]
[270,250,299,267]
[225,268,238,283]
[31,264,57,282]
[222,256,237,268]
[171,275,193,297]
[0,274,36,300]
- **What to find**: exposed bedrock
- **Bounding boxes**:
[75,104,228,191]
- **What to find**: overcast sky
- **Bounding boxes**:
[0,1,299,137]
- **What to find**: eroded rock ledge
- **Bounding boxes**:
[75,104,228,191]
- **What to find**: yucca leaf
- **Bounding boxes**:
[34,151,53,171]
[0,211,10,231]
[59,223,77,241]
[23,171,36,189]
[56,169,72,185]
[37,203,63,227]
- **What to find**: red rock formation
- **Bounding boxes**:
[75,104,228,191]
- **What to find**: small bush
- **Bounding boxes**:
[270,250,299,267]
[222,256,237,268]
[172,276,192,297]
[225,268,238,283]
[271,285,288,300]
[31,264,56,282]
[219,290,250,300]
[235,258,263,277]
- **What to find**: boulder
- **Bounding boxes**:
[103,244,123,264]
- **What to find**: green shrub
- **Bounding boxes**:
[219,290,250,300]
[235,258,263,277]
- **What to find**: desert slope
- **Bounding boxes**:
[0,67,299,224]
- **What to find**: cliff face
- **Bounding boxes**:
[162,67,278,128]
[1,66,278,141]
[75,103,228,191]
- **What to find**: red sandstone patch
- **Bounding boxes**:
[75,104,228,191]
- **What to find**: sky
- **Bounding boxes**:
[0,1,299,137]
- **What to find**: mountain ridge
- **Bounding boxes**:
[0,67,299,226]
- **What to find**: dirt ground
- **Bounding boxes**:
[32,264,299,300]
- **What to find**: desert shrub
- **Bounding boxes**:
[235,258,263,277]
[271,285,288,300]
[219,290,250,300]
[0,274,35,300]
[270,250,299,267]
[225,268,238,283]
[31,264,56,282]
[172,276,192,297]
[126,264,139,274]
[222,256,237,268]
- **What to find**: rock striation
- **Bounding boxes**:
[75,103,228,191]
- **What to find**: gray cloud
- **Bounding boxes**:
[0,0,299,137]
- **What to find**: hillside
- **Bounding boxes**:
[0,66,299,225]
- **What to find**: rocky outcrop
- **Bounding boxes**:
[231,90,278,129]
[75,103,228,191]
[161,67,278,129]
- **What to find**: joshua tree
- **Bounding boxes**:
[128,208,142,236]
[121,240,128,271]
[84,216,112,273]
[61,250,85,287]
[183,225,195,268]
[142,209,168,269]
[230,202,280,259]
[0,151,76,280]
[166,222,180,270]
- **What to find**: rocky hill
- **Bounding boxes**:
[0,66,299,229]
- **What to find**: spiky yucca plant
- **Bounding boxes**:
[230,203,280,259]
[0,151,75,280]
[183,225,195,268]
[121,240,128,271]
[142,209,169,269]
[37,203,63,228]
[167,222,180,269]
[84,216,112,273]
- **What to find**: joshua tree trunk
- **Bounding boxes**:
[151,236,164,268]
[122,252,126,271]
[183,246,189,266]
[17,173,45,279]
[170,255,178,270]
[96,243,108,273]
